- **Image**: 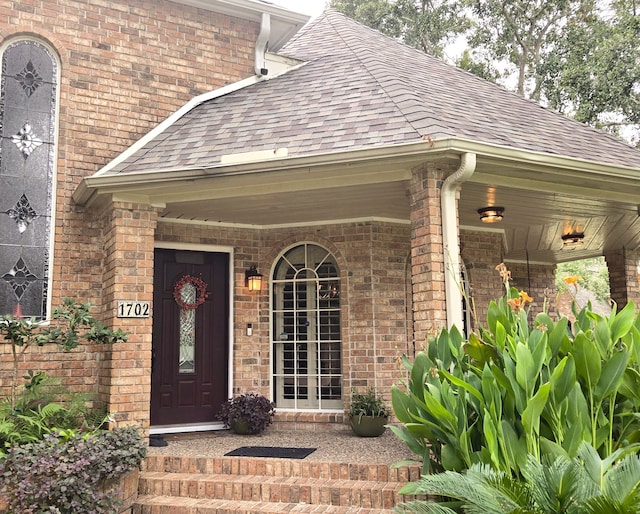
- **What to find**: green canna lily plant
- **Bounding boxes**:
[390,264,640,476]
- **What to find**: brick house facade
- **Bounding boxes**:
[2,2,640,435]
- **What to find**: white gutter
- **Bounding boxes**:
[255,13,270,76]
[441,152,476,332]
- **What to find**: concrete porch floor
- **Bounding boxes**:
[147,428,418,464]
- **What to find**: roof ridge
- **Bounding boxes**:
[289,10,639,152]
[317,11,430,139]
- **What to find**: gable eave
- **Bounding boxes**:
[176,0,310,50]
[73,137,640,208]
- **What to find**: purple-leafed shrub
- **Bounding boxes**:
[218,392,276,434]
[0,426,146,513]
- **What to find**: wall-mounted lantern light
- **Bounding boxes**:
[245,265,263,291]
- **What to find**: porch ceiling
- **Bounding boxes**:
[148,152,640,265]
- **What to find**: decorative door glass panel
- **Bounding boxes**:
[178,282,196,373]
[0,40,57,319]
[272,243,342,410]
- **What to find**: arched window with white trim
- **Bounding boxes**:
[0,39,58,319]
[271,243,342,410]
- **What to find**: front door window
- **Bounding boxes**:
[272,244,342,410]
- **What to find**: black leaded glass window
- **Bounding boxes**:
[0,40,57,319]
[272,244,342,410]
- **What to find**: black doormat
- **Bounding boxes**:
[224,446,316,459]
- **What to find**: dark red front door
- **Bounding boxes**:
[151,249,229,426]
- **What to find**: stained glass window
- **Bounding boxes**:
[0,40,57,319]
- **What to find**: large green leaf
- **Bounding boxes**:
[441,443,465,471]
[561,417,588,457]
[391,385,413,423]
[481,365,502,420]
[500,420,527,473]
[572,332,602,389]
[595,319,612,359]
[515,342,535,395]
[550,355,576,404]
[566,384,591,428]
[410,352,432,401]
[487,300,508,335]
[522,382,551,440]
[388,424,428,457]
[547,316,570,356]
[495,321,506,350]
[625,326,640,366]
[422,394,458,433]
[534,312,555,334]
[609,301,636,343]
[594,350,630,401]
[440,369,484,406]
[539,437,570,461]
[503,353,526,414]
[483,412,501,469]
[463,333,498,366]
[618,368,640,402]
[447,325,464,362]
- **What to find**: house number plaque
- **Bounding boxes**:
[117,301,150,318]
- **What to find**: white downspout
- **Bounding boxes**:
[254,13,270,76]
[440,152,476,331]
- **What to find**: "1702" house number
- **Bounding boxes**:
[117,301,150,318]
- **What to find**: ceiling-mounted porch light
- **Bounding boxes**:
[562,232,585,247]
[477,206,504,223]
[245,265,263,291]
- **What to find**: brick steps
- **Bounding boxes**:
[138,472,403,508]
[133,495,392,513]
[131,455,422,514]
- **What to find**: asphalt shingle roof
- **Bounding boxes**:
[106,9,640,175]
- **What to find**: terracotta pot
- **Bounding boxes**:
[350,415,388,437]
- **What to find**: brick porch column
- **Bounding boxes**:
[100,201,159,430]
[409,165,447,349]
[604,248,640,309]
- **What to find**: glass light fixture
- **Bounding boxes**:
[562,232,584,247]
[477,206,505,223]
[245,265,263,291]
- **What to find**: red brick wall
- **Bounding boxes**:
[156,220,413,425]
[409,164,449,348]
[0,0,257,402]
[99,201,159,427]
[460,230,558,327]
[605,248,640,309]
[460,229,504,327]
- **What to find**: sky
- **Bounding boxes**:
[269,0,328,16]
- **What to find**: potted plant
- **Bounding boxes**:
[349,387,390,437]
[218,392,276,435]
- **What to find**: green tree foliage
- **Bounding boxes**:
[329,0,470,58]
[556,257,610,302]
[329,0,640,140]
[539,0,640,137]
[468,0,594,99]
